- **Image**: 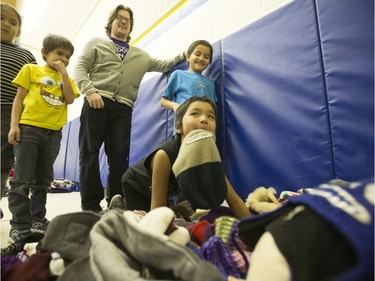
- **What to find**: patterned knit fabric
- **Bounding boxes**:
[201,235,241,280]
[200,216,251,280]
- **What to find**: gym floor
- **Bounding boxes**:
[0,192,106,248]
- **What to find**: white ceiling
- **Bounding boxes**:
[16,0,180,63]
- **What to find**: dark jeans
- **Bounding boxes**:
[121,164,152,211]
[9,124,62,229]
[79,97,132,211]
[1,104,15,197]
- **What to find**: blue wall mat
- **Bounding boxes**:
[221,0,335,198]
[315,0,374,181]
[129,73,173,165]
[53,122,70,179]
[204,41,226,159]
[64,118,80,181]
[222,0,373,198]
[53,0,374,200]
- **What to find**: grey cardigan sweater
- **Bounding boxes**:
[74,37,185,108]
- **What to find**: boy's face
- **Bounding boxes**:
[177,101,216,140]
[186,44,211,74]
[1,6,21,44]
[42,47,72,70]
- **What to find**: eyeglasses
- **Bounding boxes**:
[115,15,132,24]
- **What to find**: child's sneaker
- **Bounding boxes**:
[8,228,33,243]
[109,194,126,210]
[1,241,25,256]
[31,218,50,234]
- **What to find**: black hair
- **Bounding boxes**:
[186,40,213,64]
[105,4,134,43]
[42,34,74,61]
[174,96,218,141]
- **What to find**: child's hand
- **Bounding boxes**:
[133,210,147,219]
[8,127,21,145]
[53,60,67,74]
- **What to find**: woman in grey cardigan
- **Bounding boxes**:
[74,4,185,212]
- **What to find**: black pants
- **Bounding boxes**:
[79,98,132,211]
[121,160,152,211]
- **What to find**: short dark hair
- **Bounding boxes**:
[42,34,74,61]
[186,40,213,64]
[174,96,218,141]
[105,4,134,43]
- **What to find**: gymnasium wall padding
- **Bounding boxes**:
[316,0,374,182]
[54,0,374,199]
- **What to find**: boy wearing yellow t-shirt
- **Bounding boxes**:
[7,34,79,243]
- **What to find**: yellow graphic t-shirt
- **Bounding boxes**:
[12,64,80,130]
